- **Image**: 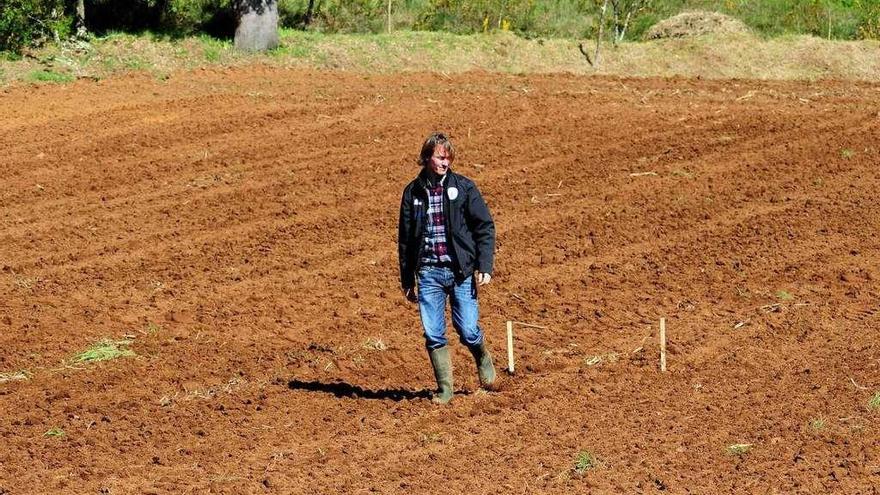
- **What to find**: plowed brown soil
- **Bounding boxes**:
[2,68,880,494]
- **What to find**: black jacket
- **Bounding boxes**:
[398,169,495,290]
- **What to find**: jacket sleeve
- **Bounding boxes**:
[465,183,496,275]
[398,187,415,290]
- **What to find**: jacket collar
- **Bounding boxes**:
[418,168,457,189]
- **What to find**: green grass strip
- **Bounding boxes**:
[26,70,74,83]
[73,339,135,363]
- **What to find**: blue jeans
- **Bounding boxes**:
[417,266,484,350]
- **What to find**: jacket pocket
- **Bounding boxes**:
[452,231,475,270]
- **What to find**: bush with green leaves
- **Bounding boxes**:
[83,0,234,37]
[274,0,597,37]
[417,0,534,34]
[162,0,236,37]
[311,0,390,33]
[84,0,160,34]
[856,0,880,39]
[270,0,880,41]
[420,0,602,37]
[3,0,880,54]
[0,0,70,53]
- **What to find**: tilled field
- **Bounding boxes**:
[1,68,879,494]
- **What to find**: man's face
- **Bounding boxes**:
[428,145,451,175]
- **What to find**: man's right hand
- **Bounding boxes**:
[403,287,418,303]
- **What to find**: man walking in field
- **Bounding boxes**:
[398,132,497,404]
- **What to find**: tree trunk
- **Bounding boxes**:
[618,10,634,42]
[594,0,609,66]
[304,0,316,28]
[235,0,279,52]
[610,0,621,45]
[75,0,87,38]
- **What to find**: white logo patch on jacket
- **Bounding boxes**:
[447,187,459,201]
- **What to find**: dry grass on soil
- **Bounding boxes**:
[1,28,880,86]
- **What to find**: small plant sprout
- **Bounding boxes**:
[869,391,880,410]
[419,432,442,444]
[0,370,31,383]
[841,148,855,159]
[363,337,387,351]
[726,443,752,456]
[145,321,161,334]
[44,427,65,437]
[809,417,826,430]
[573,450,598,474]
[775,290,794,301]
[73,339,136,363]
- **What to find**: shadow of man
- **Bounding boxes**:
[288,379,432,402]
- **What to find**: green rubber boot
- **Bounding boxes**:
[468,342,497,390]
[428,346,454,404]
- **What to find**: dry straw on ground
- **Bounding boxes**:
[3,27,880,86]
[644,11,752,40]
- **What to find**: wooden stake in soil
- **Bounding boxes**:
[387,0,392,34]
[506,320,515,374]
[659,317,667,372]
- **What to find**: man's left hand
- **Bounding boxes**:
[477,272,492,286]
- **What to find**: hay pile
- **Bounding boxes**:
[644,11,752,40]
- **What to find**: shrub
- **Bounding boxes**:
[278,0,307,29]
[417,0,541,35]
[0,0,70,53]
[86,0,235,37]
[83,0,235,38]
[167,0,236,37]
[856,0,880,39]
[85,0,159,34]
[314,0,389,33]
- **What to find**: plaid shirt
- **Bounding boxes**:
[420,178,452,265]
